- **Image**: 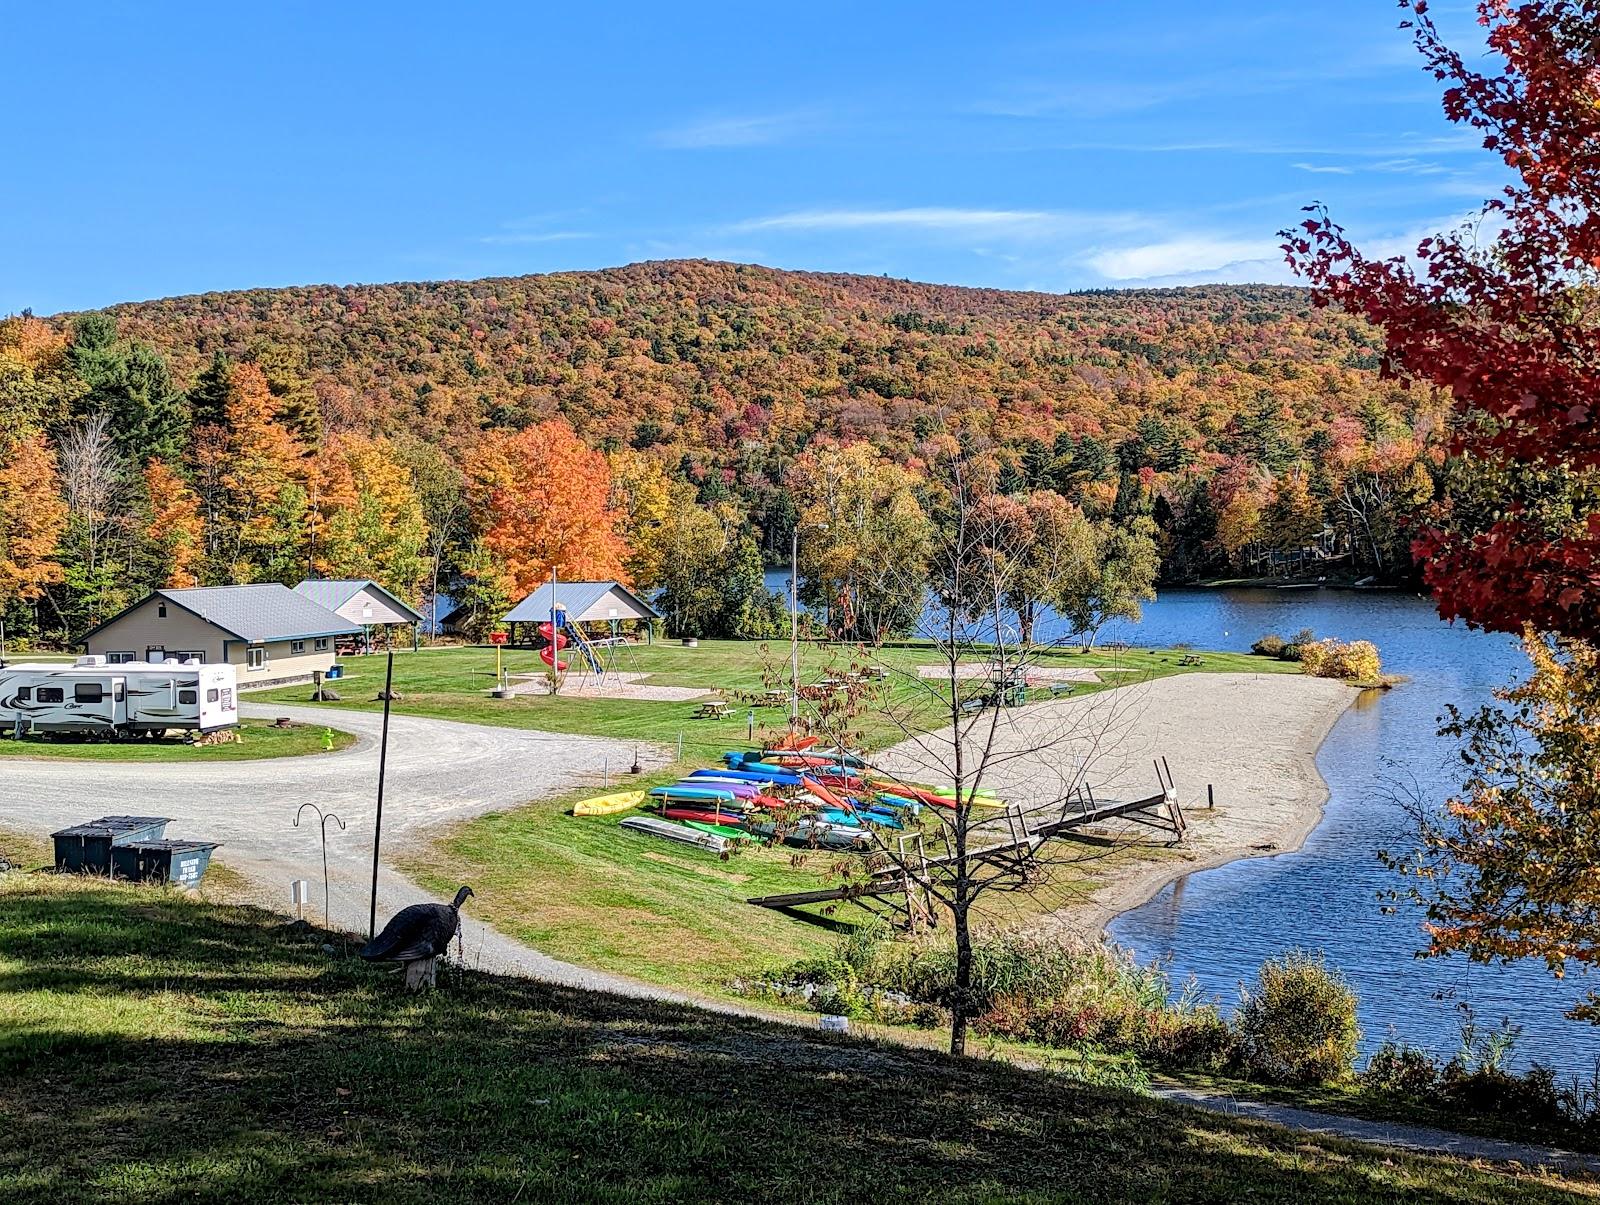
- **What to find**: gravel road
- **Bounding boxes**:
[1,703,677,993]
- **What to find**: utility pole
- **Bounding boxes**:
[790,527,800,725]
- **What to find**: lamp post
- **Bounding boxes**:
[789,522,828,724]
[790,527,801,724]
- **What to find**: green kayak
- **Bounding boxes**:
[684,819,748,841]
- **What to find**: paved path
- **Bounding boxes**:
[1154,1087,1600,1175]
[6,704,1595,1176]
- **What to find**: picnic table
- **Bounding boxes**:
[692,700,733,720]
[759,688,788,707]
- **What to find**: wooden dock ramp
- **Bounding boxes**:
[747,779,1186,924]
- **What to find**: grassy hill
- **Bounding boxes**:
[0,865,1588,1203]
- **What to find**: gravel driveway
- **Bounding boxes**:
[1,703,674,992]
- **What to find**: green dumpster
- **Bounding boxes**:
[51,816,171,874]
[109,840,220,888]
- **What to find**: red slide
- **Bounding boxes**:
[538,621,568,671]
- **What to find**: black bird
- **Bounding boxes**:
[361,885,474,989]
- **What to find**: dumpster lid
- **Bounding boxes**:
[51,816,172,839]
[118,840,221,853]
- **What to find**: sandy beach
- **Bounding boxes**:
[875,671,1358,937]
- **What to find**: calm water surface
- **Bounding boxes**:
[1098,588,1597,1074]
[765,570,1596,1071]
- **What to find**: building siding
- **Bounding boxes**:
[85,598,337,686]
[332,588,415,627]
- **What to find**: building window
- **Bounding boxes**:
[314,637,329,652]
[107,651,135,664]
[37,687,63,703]
[246,646,266,670]
[179,689,198,705]
[175,650,204,664]
[73,683,103,703]
[291,640,306,655]
[158,602,167,618]
[205,688,219,703]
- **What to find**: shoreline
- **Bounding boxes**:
[878,671,1360,942]
[1065,675,1359,939]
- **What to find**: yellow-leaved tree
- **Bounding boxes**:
[311,434,428,601]
[1382,629,1600,1022]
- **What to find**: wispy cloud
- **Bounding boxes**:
[730,206,1149,238]
[1086,237,1283,281]
[1293,162,1354,175]
[655,112,811,150]
[478,230,593,246]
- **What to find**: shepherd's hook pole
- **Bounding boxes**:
[369,650,395,939]
[295,802,346,926]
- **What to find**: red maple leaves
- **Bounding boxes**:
[1287,1,1600,640]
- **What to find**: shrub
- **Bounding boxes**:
[1300,638,1382,681]
[1251,633,1286,658]
[1278,627,1317,661]
[1361,1040,1441,1098]
[1234,952,1361,1085]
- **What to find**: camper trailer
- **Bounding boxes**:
[0,657,238,737]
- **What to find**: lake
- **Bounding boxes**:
[1097,588,1597,1076]
[764,570,1598,1073]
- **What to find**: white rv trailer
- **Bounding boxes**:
[0,657,239,737]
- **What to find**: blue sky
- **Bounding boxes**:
[4,1,1503,315]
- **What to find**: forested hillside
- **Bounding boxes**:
[0,260,1444,645]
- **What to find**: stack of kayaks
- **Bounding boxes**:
[610,746,1009,855]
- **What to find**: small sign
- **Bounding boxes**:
[489,632,508,645]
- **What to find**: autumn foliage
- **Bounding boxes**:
[466,420,629,596]
[1286,0,1600,642]
[1382,629,1600,1021]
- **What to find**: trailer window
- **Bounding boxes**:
[206,688,219,703]
[73,683,103,703]
[179,689,198,705]
[16,686,31,701]
[37,687,63,703]
[114,683,125,702]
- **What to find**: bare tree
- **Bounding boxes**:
[756,458,1184,1056]
[57,411,131,620]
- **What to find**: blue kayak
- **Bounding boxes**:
[690,768,800,787]
[649,784,738,803]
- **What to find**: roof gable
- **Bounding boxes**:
[294,579,423,623]
[502,580,660,624]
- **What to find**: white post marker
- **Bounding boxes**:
[291,879,310,920]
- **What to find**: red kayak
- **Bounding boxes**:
[662,805,749,827]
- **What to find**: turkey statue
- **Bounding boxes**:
[361,885,474,991]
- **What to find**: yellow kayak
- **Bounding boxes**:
[573,790,645,816]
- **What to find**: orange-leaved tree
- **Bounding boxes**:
[0,433,68,609]
[465,420,629,596]
[143,458,203,588]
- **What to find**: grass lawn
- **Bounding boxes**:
[404,778,846,991]
[252,640,1291,994]
[255,639,1295,764]
[0,872,1586,1204]
[0,718,356,762]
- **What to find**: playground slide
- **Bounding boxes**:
[537,622,568,671]
[537,616,603,675]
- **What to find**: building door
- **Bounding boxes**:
[146,646,165,663]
